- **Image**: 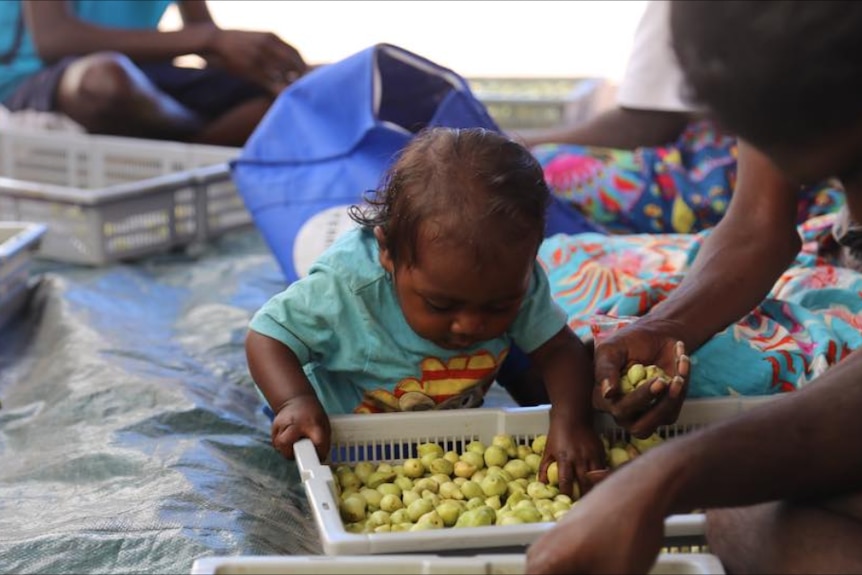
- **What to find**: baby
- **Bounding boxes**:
[245,126,607,496]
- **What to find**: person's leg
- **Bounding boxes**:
[707,500,862,574]
[136,61,274,147]
[55,52,205,140]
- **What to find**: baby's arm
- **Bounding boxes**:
[529,326,607,497]
[245,330,331,460]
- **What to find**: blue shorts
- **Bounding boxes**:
[3,57,268,120]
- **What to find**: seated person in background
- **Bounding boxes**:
[244,127,607,498]
[526,1,862,573]
[513,0,840,235]
[0,0,307,146]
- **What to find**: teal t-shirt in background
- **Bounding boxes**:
[0,0,174,101]
[250,227,568,415]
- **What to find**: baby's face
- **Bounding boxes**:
[382,231,537,350]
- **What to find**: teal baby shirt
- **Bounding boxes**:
[249,227,567,415]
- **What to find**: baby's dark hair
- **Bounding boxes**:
[671,1,862,150]
[349,127,550,268]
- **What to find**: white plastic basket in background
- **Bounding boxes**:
[0,128,248,265]
[0,221,46,329]
[190,552,726,575]
[296,397,777,556]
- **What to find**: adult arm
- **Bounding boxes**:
[23,0,217,63]
[527,348,862,574]
[513,106,691,150]
[593,140,802,435]
[634,140,801,352]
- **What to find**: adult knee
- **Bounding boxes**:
[58,52,139,117]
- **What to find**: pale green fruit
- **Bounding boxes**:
[390,522,412,532]
[517,444,533,461]
[374,524,391,533]
[503,458,531,480]
[552,500,572,514]
[535,499,555,513]
[453,476,468,486]
[420,452,438,471]
[429,472,453,486]
[546,461,559,486]
[402,489,421,507]
[513,505,543,523]
[353,461,375,484]
[443,450,460,464]
[377,482,401,497]
[410,510,444,530]
[480,474,508,497]
[483,445,508,468]
[629,433,664,454]
[436,500,462,526]
[524,453,542,473]
[553,509,570,520]
[394,476,414,492]
[359,488,382,511]
[453,460,477,479]
[491,434,518,457]
[389,508,411,525]
[487,466,513,483]
[421,491,440,507]
[627,363,647,386]
[334,464,353,478]
[339,487,359,501]
[499,514,525,526]
[514,499,537,511]
[515,477,530,488]
[428,457,453,480]
[438,481,465,500]
[340,494,367,523]
[454,505,496,528]
[554,494,573,506]
[417,443,444,458]
[392,465,405,478]
[484,494,502,510]
[460,480,484,500]
[465,440,486,455]
[338,471,362,491]
[608,446,632,469]
[465,496,485,510]
[365,470,396,489]
[412,478,438,494]
[471,470,487,484]
[379,493,403,513]
[376,463,394,474]
[506,481,526,498]
[406,498,435,522]
[344,521,366,533]
[620,374,635,394]
[645,364,667,382]
[506,490,528,507]
[531,435,548,455]
[402,458,425,479]
[527,481,557,499]
[459,450,485,470]
[367,509,391,527]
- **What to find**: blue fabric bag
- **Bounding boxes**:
[231,43,502,284]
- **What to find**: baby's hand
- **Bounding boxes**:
[540,412,608,498]
[271,393,331,461]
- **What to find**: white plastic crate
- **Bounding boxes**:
[296,397,775,556]
[191,552,725,575]
[0,221,46,329]
[0,128,249,265]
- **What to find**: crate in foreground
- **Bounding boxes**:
[296,397,774,556]
[0,128,248,265]
[0,221,46,329]
[191,552,725,575]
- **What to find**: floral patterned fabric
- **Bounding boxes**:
[538,213,862,397]
[532,120,844,234]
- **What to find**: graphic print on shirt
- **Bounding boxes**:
[354,349,508,413]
